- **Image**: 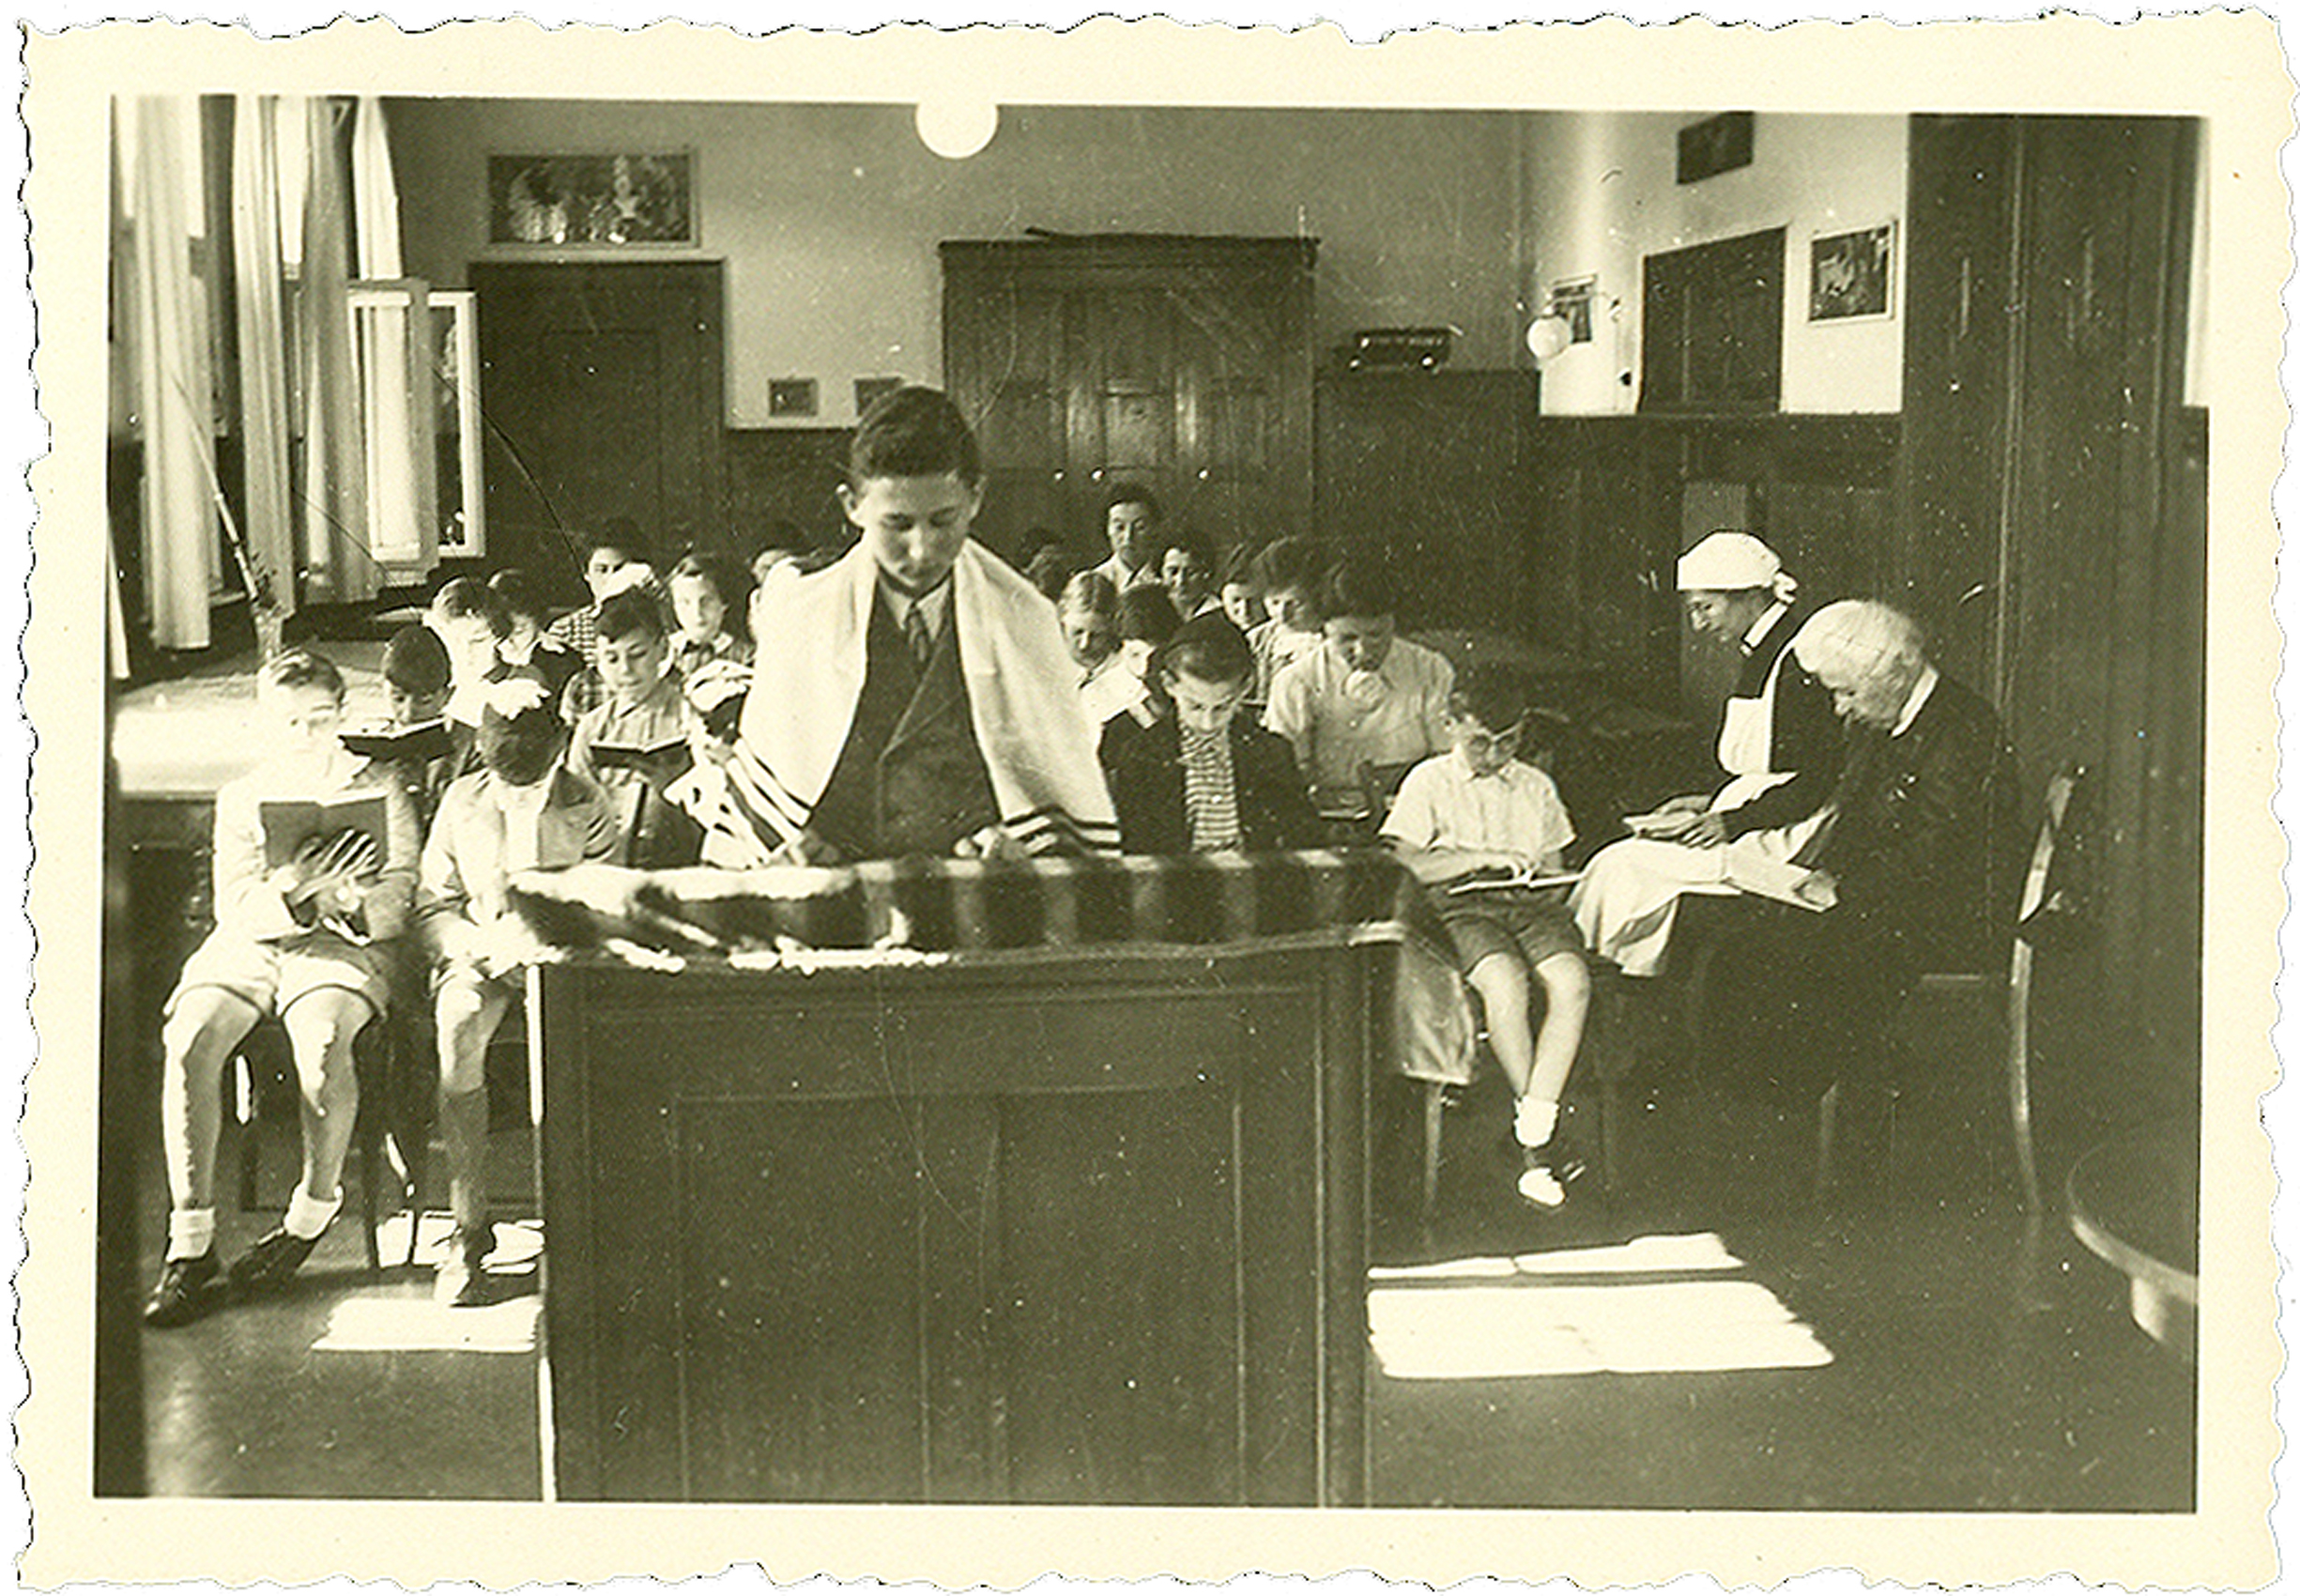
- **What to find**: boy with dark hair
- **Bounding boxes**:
[1248,536,1325,702]
[734,385,1116,861]
[1099,614,1321,855]
[487,567,584,706]
[1091,483,1165,592]
[419,674,619,1304]
[145,651,422,1326]
[370,623,460,832]
[549,518,663,722]
[1159,531,1220,620]
[1383,666,1590,1208]
[566,588,700,867]
[1266,556,1455,806]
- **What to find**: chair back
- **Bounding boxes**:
[2015,763,2088,949]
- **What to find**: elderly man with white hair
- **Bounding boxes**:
[1572,530,1842,976]
[1675,598,2024,1104]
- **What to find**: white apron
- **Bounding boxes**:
[1572,638,1829,976]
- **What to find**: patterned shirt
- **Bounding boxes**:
[1177,722,1243,852]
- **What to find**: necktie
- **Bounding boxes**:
[905,604,934,666]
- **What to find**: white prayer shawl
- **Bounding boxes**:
[735,540,1120,857]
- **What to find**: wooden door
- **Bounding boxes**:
[470,261,725,598]
[943,238,1316,566]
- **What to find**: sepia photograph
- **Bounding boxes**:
[17,11,2288,1588]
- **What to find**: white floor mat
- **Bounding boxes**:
[1370,1277,1832,1379]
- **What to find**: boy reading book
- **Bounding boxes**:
[418,674,620,1304]
[1382,667,1590,1208]
[566,588,702,867]
[145,651,421,1327]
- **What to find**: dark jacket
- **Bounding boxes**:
[1737,671,2022,971]
[1099,710,1323,855]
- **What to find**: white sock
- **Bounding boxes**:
[283,1185,342,1242]
[1514,1095,1560,1150]
[166,1207,215,1263]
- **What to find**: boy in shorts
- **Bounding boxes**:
[420,676,620,1303]
[1381,667,1591,1207]
[145,651,421,1326]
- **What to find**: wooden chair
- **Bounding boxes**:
[233,1008,428,1275]
[1815,763,2087,1209]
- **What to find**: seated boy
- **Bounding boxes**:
[366,622,462,835]
[427,576,511,736]
[734,386,1117,861]
[1159,532,1221,620]
[145,651,421,1327]
[1381,667,1590,1207]
[419,676,620,1304]
[549,519,662,722]
[1266,557,1455,811]
[1246,537,1326,706]
[487,567,584,708]
[1099,613,1322,854]
[664,659,786,869]
[565,588,702,868]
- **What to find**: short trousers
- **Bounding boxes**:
[1440,889,1586,971]
[166,928,393,1023]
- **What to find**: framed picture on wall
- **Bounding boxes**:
[1549,275,1600,344]
[1809,222,1895,322]
[486,152,698,248]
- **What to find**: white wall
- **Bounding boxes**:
[387,100,1529,428]
[1519,112,1909,415]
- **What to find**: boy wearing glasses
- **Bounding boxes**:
[1382,668,1590,1208]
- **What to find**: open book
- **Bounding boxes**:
[340,719,454,765]
[1445,865,1585,897]
[257,792,392,873]
[1622,808,1703,840]
[1720,844,1837,912]
[588,735,696,786]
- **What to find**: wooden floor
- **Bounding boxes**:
[125,1067,2194,1510]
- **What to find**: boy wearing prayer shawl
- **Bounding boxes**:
[734,387,1118,862]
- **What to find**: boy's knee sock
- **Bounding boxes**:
[283,1184,341,1241]
[1513,1094,1560,1150]
[440,1087,490,1236]
[166,1207,216,1262]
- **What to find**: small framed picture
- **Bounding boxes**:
[1809,222,1895,322]
[853,377,904,416]
[767,378,820,419]
[1549,275,1600,344]
[487,152,698,249]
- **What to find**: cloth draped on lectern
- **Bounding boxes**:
[505,851,1478,1085]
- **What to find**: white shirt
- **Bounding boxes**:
[878,576,953,652]
[1892,666,1941,738]
[1265,637,1456,789]
[1381,748,1575,862]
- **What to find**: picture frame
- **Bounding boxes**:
[1809,221,1895,322]
[486,152,698,249]
[1549,274,1599,344]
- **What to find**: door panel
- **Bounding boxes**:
[472,261,726,597]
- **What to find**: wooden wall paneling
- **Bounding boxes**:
[943,238,1316,567]
[1313,371,1536,635]
[1897,115,2019,690]
[723,427,851,556]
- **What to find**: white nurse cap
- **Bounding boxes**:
[1676,531,1797,600]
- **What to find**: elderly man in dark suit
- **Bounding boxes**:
[1681,599,2024,1102]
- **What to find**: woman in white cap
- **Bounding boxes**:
[1568,530,1840,976]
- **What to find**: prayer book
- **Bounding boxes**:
[1445,865,1585,897]
[1622,809,1702,839]
[258,792,392,872]
[1720,847,1836,912]
[340,720,454,765]
[588,735,696,786]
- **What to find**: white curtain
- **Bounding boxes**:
[115,96,217,650]
[230,96,296,619]
[296,96,372,603]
